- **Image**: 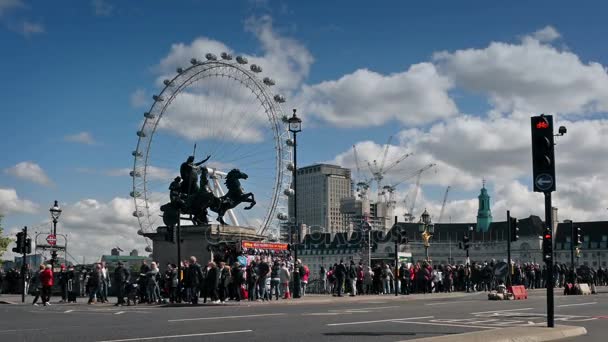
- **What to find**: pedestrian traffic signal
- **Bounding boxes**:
[531,115,556,192]
[575,246,581,258]
[462,235,470,250]
[165,226,175,243]
[510,217,519,242]
[573,227,582,246]
[12,231,25,254]
[24,238,32,254]
[397,229,408,244]
[542,228,553,263]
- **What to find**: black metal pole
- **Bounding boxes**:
[293,131,298,264]
[394,238,399,296]
[21,226,27,303]
[570,220,575,270]
[507,210,512,287]
[51,219,57,268]
[545,192,554,328]
[176,209,182,298]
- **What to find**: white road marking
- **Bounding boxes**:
[558,302,597,308]
[114,311,125,315]
[471,308,533,315]
[391,320,496,330]
[64,310,74,313]
[303,313,342,316]
[96,330,253,342]
[0,328,43,334]
[362,301,387,304]
[426,300,475,306]
[327,316,433,326]
[168,313,285,322]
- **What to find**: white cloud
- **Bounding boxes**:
[5,161,52,186]
[130,88,147,108]
[91,0,113,16]
[151,16,313,143]
[64,131,96,145]
[0,188,37,215]
[433,32,608,116]
[105,166,174,181]
[57,197,149,261]
[531,25,561,43]
[297,63,457,127]
[0,0,23,16]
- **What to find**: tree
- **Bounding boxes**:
[0,215,13,263]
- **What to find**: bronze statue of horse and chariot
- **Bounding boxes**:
[160,155,256,228]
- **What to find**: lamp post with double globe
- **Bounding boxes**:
[49,200,62,267]
[418,209,434,262]
[288,109,302,264]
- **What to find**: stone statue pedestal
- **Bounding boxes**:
[143,224,264,267]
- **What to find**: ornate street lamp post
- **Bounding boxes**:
[418,209,434,262]
[49,200,62,267]
[288,109,302,265]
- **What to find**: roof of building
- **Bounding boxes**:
[100,255,150,262]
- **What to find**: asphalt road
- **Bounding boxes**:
[0,288,605,342]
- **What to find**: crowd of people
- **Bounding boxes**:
[1,258,606,305]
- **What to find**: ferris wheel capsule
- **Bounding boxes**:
[136,130,146,138]
[137,229,144,236]
[250,64,262,73]
[144,112,155,119]
[286,139,294,147]
[236,56,248,64]
[152,95,164,102]
[176,67,183,74]
[273,94,286,103]
[283,188,295,196]
[129,170,141,177]
[132,150,143,158]
[145,246,152,253]
[205,53,217,61]
[132,210,144,218]
[263,77,275,86]
[286,162,295,171]
[277,212,288,220]
[163,79,171,86]
[221,52,233,60]
[190,58,200,65]
[130,191,141,198]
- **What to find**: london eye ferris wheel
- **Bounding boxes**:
[131,52,294,247]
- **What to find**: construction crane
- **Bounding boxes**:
[353,145,371,201]
[381,163,435,207]
[437,186,451,223]
[401,163,437,222]
[366,135,413,199]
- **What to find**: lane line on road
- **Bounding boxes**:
[391,320,496,330]
[327,316,433,326]
[64,310,74,313]
[114,311,125,315]
[168,313,285,322]
[426,300,475,306]
[471,308,533,315]
[96,330,253,342]
[329,306,399,311]
[557,302,597,307]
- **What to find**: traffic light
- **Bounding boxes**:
[572,227,582,246]
[575,246,581,258]
[531,115,556,192]
[463,235,470,250]
[12,231,25,254]
[510,217,519,242]
[165,226,175,243]
[398,229,409,244]
[542,228,553,263]
[24,238,32,254]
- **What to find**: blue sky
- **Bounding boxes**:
[1,0,608,260]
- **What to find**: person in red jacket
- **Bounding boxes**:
[39,264,54,306]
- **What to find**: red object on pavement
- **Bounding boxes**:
[508,285,528,300]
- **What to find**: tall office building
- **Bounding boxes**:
[289,164,352,234]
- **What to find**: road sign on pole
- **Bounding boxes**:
[46,234,57,246]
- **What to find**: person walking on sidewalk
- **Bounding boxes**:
[58,265,68,303]
[334,260,346,297]
[88,264,102,304]
[347,260,357,296]
[114,262,130,306]
[279,262,291,299]
[301,264,310,297]
[39,264,54,306]
[31,264,44,306]
[100,261,110,303]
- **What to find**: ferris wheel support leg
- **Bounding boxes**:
[212,177,239,227]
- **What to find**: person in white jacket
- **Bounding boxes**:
[279,263,291,299]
